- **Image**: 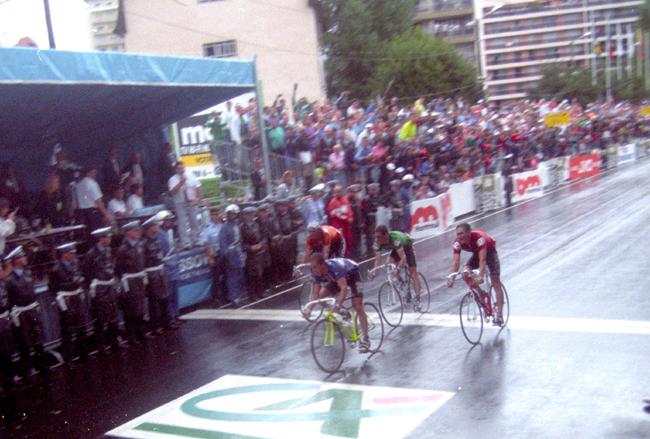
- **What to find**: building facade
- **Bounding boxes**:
[118,0,324,104]
[86,0,125,52]
[416,0,643,103]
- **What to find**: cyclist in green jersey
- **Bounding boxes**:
[368,225,422,311]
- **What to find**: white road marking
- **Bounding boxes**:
[181,309,650,335]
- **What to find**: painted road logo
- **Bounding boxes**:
[106,375,454,439]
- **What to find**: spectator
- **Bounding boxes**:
[327,144,346,185]
[0,198,16,255]
[76,167,112,230]
[107,186,128,219]
[38,172,69,227]
[276,170,294,200]
[102,146,122,196]
[327,185,353,258]
[126,184,145,213]
[168,162,202,250]
[250,158,268,201]
[123,153,146,188]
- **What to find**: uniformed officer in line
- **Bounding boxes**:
[5,246,48,377]
[386,180,406,233]
[256,203,279,294]
[302,184,327,226]
[0,260,16,391]
[362,183,383,259]
[274,199,297,282]
[49,242,89,365]
[154,211,182,324]
[240,207,269,302]
[346,184,364,261]
[142,216,178,334]
[203,206,226,306]
[219,205,245,306]
[115,221,150,344]
[82,227,121,354]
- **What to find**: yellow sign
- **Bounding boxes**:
[641,107,650,117]
[544,112,570,127]
[180,153,216,167]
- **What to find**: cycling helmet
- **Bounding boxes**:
[307,221,321,231]
[224,204,240,214]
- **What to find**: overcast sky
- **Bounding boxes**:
[0,0,92,50]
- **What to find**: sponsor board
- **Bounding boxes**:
[568,154,600,180]
[511,168,548,203]
[106,375,454,439]
[617,143,636,164]
[409,193,453,240]
[174,115,219,180]
[544,111,570,127]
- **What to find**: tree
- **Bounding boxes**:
[371,28,480,103]
[526,63,601,105]
[638,0,650,33]
[312,0,417,99]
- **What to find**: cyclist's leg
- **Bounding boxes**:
[487,248,503,315]
[405,247,421,298]
[462,253,479,285]
[349,274,368,338]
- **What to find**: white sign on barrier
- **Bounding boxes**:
[510,168,548,203]
[618,143,637,164]
[409,192,454,240]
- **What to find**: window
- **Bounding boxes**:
[489,38,506,49]
[565,13,580,25]
[543,16,556,26]
[542,32,558,43]
[565,29,581,40]
[203,40,237,58]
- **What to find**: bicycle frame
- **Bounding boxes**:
[306,298,360,341]
[451,269,495,318]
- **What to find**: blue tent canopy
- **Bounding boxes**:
[0,47,256,191]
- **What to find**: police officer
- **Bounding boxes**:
[256,203,279,293]
[0,260,16,390]
[5,246,47,377]
[240,207,269,302]
[154,211,181,323]
[362,183,382,259]
[346,184,364,261]
[219,205,245,306]
[49,242,89,364]
[115,221,150,344]
[83,227,121,354]
[302,184,327,226]
[142,216,178,334]
[386,180,406,233]
[400,174,415,234]
[203,206,226,306]
[275,199,296,282]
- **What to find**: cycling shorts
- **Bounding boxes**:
[311,238,345,259]
[389,245,417,268]
[322,271,363,299]
[465,247,500,276]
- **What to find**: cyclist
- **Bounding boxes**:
[446,222,505,326]
[301,253,370,353]
[300,222,346,264]
[368,225,422,311]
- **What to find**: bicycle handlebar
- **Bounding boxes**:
[447,269,481,279]
[368,263,397,276]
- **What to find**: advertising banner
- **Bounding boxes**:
[617,143,636,164]
[544,111,570,127]
[409,192,454,240]
[511,168,547,203]
[478,174,500,213]
[174,114,219,180]
[568,153,600,180]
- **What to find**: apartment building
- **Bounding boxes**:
[86,0,125,52]
[118,0,324,104]
[416,0,643,103]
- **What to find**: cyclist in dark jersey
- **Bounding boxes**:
[302,253,370,353]
[368,225,423,311]
[446,222,505,326]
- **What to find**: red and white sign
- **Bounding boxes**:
[409,193,454,240]
[511,168,547,203]
[568,153,600,180]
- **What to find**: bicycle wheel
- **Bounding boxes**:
[490,282,510,326]
[408,272,430,313]
[377,281,403,327]
[459,293,483,344]
[311,319,345,373]
[355,303,384,353]
[299,281,322,322]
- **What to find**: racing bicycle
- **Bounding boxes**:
[448,269,510,344]
[369,263,431,327]
[307,297,384,373]
[294,263,325,322]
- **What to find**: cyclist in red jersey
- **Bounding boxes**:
[446,222,505,326]
[300,222,345,264]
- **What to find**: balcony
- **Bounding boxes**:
[416,0,473,15]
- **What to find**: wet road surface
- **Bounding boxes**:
[2,158,650,439]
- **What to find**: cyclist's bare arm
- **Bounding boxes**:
[447,253,461,287]
[368,253,383,280]
[301,246,311,264]
[322,243,331,259]
[476,247,487,282]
